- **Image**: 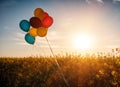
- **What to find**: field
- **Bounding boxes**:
[0,55,120,87]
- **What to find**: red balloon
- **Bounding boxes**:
[30,17,41,28]
[42,12,49,20]
[42,16,53,28]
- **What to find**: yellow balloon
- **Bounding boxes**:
[34,8,44,20]
[37,27,48,37]
[29,28,37,37]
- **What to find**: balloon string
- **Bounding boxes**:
[45,36,70,87]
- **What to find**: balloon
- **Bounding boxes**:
[25,33,35,44]
[42,12,49,20]
[19,20,30,32]
[19,8,54,45]
[29,28,37,37]
[37,27,48,37]
[34,8,44,20]
[30,17,42,28]
[42,16,53,28]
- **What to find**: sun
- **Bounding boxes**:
[73,33,93,49]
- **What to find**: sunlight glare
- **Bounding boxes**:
[73,33,93,49]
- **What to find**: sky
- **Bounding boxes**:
[0,0,120,57]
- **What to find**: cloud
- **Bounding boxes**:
[86,0,104,5]
[14,34,60,49]
[113,0,120,3]
[86,0,91,4]
[17,42,28,46]
[16,32,24,38]
[0,0,17,7]
[115,0,120,1]
[85,0,120,8]
[13,32,25,44]
[86,0,120,5]
[102,0,113,4]
[97,0,104,3]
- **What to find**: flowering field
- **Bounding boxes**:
[0,55,120,87]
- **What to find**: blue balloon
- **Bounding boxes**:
[19,20,30,32]
[25,33,35,44]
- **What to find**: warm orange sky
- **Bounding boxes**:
[0,0,120,57]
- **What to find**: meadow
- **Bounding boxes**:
[0,54,120,87]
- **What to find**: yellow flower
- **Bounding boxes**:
[96,74,100,78]
[99,70,104,75]
[103,63,108,66]
[116,59,120,65]
[18,73,23,77]
[111,70,117,76]
[111,81,118,86]
[89,80,94,85]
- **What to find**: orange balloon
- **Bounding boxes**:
[34,8,44,20]
[29,28,37,37]
[37,27,48,37]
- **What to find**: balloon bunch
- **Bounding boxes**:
[19,8,53,44]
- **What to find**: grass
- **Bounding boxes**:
[0,55,120,87]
